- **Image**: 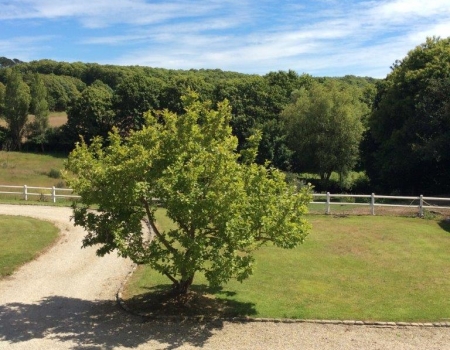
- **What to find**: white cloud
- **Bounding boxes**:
[0,36,54,61]
[0,0,243,28]
[407,23,450,43]
[1,0,450,76]
[370,0,450,21]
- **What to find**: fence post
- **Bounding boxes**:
[419,195,424,217]
[326,192,331,215]
[371,193,375,215]
[23,185,28,201]
[52,186,56,203]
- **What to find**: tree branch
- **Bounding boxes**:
[142,198,178,255]
[163,271,179,285]
[255,236,272,244]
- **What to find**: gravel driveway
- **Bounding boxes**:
[0,204,449,350]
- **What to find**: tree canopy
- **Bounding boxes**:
[65,80,115,143]
[0,82,5,115]
[2,69,31,150]
[0,55,376,191]
[65,92,312,294]
[364,37,450,194]
[282,81,367,182]
[27,73,50,150]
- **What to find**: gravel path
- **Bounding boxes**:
[1,204,450,350]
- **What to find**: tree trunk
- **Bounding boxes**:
[173,275,194,295]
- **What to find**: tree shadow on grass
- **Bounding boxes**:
[438,219,450,233]
[0,294,255,349]
[124,283,257,318]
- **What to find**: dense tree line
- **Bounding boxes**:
[2,37,449,195]
[362,37,450,195]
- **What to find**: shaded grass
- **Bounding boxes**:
[0,215,59,278]
[124,283,257,318]
[124,213,450,322]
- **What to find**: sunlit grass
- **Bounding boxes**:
[125,213,450,322]
[0,151,66,187]
[0,215,59,278]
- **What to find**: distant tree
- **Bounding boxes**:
[65,92,312,295]
[364,37,450,194]
[0,82,5,115]
[82,63,130,88]
[160,74,214,114]
[264,71,314,104]
[213,76,295,170]
[0,57,23,68]
[41,74,84,111]
[0,82,6,146]
[282,81,367,182]
[27,73,50,151]
[2,69,31,150]
[65,80,115,144]
[113,74,164,134]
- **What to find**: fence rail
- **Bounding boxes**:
[312,193,450,216]
[1,185,450,216]
[0,185,80,203]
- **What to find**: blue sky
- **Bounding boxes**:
[1,0,450,78]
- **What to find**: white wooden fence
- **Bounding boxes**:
[1,185,450,216]
[312,192,450,217]
[0,185,80,203]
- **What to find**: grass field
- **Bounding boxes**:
[0,151,66,187]
[0,215,59,278]
[0,112,68,129]
[47,111,68,127]
[124,212,450,322]
[2,151,450,321]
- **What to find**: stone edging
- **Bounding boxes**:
[116,266,450,328]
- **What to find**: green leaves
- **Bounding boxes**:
[66,91,312,293]
[365,37,450,194]
[282,81,366,182]
[3,69,31,150]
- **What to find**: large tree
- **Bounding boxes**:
[65,80,115,144]
[113,74,164,134]
[282,81,367,182]
[0,82,5,115]
[365,37,450,194]
[65,92,311,295]
[41,73,84,111]
[2,69,31,150]
[27,73,50,150]
[213,75,301,170]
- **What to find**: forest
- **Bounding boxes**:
[1,37,449,196]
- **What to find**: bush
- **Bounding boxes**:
[54,180,65,188]
[284,172,309,190]
[298,171,372,194]
[48,168,61,179]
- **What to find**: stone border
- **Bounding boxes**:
[116,266,450,328]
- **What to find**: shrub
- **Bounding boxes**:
[48,168,61,179]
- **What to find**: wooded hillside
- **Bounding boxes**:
[1,37,449,195]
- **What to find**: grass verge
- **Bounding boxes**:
[0,215,59,278]
[124,212,450,322]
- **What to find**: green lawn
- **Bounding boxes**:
[124,212,450,322]
[0,215,59,278]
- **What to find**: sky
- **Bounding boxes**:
[1,0,450,78]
